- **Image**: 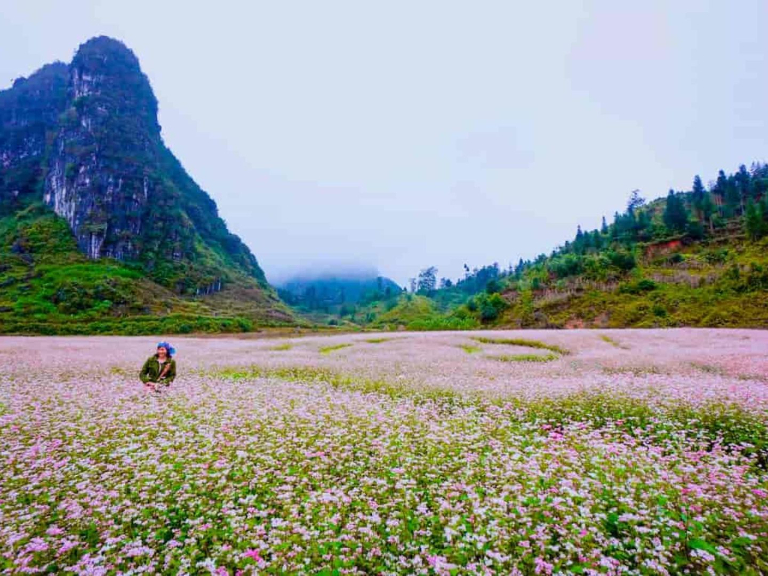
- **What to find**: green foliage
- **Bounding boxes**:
[663,189,689,233]
[548,253,584,278]
[0,314,255,336]
[745,200,767,240]
[607,250,637,272]
[363,294,481,330]
[467,292,509,323]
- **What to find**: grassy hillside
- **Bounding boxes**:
[0,205,292,334]
[288,236,768,331]
[500,238,768,328]
[313,164,768,331]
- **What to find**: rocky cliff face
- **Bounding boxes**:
[0,36,270,296]
[43,37,160,261]
[0,62,68,213]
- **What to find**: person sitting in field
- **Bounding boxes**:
[140,342,177,391]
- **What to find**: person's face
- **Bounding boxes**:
[157,346,168,358]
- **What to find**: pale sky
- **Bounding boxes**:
[2,1,767,285]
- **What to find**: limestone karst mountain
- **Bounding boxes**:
[0,36,292,333]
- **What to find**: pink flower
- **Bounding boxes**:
[534,557,554,575]
[25,537,49,553]
[58,540,78,555]
[243,549,262,561]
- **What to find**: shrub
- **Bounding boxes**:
[618,278,657,295]
[652,304,668,317]
[549,253,584,278]
[607,250,636,272]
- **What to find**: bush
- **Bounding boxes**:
[607,250,636,272]
[668,253,684,264]
[485,279,502,294]
[704,249,728,265]
[549,254,584,278]
[686,220,705,240]
[473,292,509,323]
[618,278,657,295]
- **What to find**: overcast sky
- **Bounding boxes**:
[2,1,767,285]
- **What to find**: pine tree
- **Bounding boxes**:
[637,210,651,237]
[574,225,584,253]
[663,189,688,233]
[601,216,608,235]
[701,193,716,233]
[762,196,768,226]
[745,200,764,240]
[724,173,741,217]
[592,229,603,249]
[713,170,728,215]
[692,175,705,219]
[627,189,645,214]
[735,164,752,214]
[611,212,621,240]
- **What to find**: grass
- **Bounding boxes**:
[599,334,628,349]
[319,343,353,355]
[459,344,482,354]
[491,353,560,363]
[471,336,569,356]
[269,343,293,351]
[364,338,390,344]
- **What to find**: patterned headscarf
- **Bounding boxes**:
[156,342,176,357]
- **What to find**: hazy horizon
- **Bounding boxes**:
[3,1,767,285]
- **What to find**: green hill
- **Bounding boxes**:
[339,165,768,330]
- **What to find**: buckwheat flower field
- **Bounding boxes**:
[1,330,767,575]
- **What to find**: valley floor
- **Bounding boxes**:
[1,330,767,574]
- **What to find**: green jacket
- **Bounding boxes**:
[140,355,176,384]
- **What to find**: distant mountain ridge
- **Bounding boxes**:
[0,36,291,333]
[277,270,401,322]
[277,270,402,309]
